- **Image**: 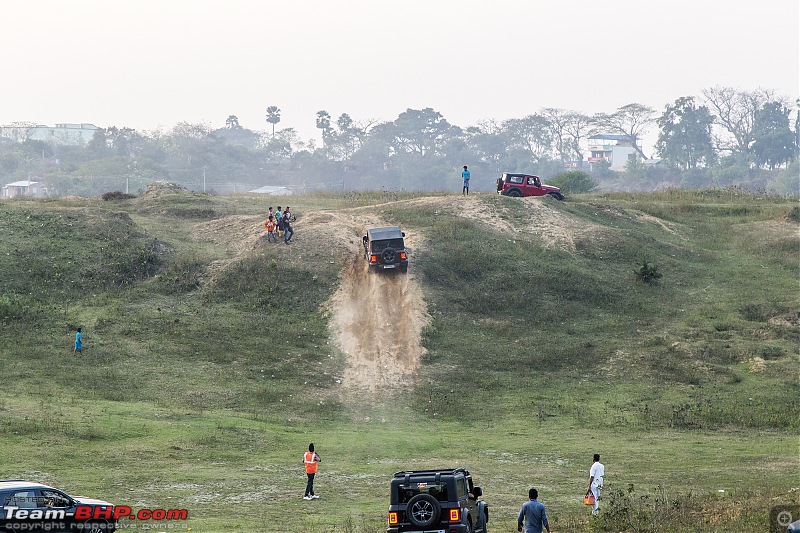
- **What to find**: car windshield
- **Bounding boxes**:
[371,239,404,252]
[398,483,450,503]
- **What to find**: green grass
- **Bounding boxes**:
[0,189,797,532]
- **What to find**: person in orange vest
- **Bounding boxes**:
[264,215,277,243]
[303,443,321,500]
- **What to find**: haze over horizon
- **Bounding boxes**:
[3,0,798,153]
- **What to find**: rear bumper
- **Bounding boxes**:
[388,526,469,533]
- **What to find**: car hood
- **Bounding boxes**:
[541,184,561,192]
[73,496,114,506]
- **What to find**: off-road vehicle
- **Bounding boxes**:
[363,226,409,272]
[387,468,488,533]
[496,172,564,200]
[0,480,117,532]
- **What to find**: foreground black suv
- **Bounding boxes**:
[363,226,409,272]
[0,480,116,532]
[387,468,488,533]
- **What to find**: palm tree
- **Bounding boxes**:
[266,106,281,138]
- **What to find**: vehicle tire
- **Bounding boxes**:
[507,189,523,197]
[547,191,564,201]
[400,264,408,273]
[381,248,396,263]
[406,494,441,528]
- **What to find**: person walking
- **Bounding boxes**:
[461,165,471,195]
[264,215,277,243]
[303,443,321,500]
[283,210,294,244]
[517,487,550,533]
[73,327,83,355]
[588,453,605,515]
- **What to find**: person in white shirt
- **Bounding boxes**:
[588,453,604,515]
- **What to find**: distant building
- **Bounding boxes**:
[0,123,98,145]
[587,134,640,171]
[249,185,293,195]
[3,180,44,198]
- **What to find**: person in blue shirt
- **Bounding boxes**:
[74,328,83,355]
[517,487,550,533]
[461,165,471,195]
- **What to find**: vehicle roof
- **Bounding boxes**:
[367,226,404,240]
[392,468,470,482]
[0,480,54,490]
[502,172,539,177]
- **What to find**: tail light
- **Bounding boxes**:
[399,251,407,260]
[370,255,378,263]
[449,508,460,522]
[388,512,398,525]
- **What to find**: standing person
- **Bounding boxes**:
[283,210,294,244]
[461,165,471,195]
[264,215,277,243]
[73,328,83,355]
[275,206,283,237]
[302,443,321,500]
[517,487,551,533]
[588,453,605,515]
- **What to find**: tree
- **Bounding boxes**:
[503,114,553,163]
[751,102,797,170]
[702,86,781,154]
[265,106,281,138]
[391,107,453,157]
[655,97,716,170]
[225,115,241,129]
[315,110,333,151]
[593,103,656,160]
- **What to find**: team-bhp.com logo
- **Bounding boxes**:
[75,505,189,521]
[3,504,188,521]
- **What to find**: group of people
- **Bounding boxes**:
[518,454,605,533]
[301,443,605,532]
[263,205,295,244]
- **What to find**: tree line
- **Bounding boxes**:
[0,86,797,197]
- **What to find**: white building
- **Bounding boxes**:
[587,134,640,171]
[0,123,98,145]
[3,180,44,198]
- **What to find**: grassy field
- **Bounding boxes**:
[0,186,797,532]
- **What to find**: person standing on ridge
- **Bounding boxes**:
[461,165,471,195]
[303,443,321,500]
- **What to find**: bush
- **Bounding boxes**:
[548,170,598,194]
[101,191,137,201]
[634,260,662,284]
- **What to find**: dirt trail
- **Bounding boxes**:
[320,211,430,392]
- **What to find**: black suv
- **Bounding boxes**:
[0,480,116,532]
[363,226,409,272]
[387,468,488,533]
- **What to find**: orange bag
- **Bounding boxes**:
[584,493,595,506]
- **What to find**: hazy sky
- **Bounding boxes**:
[2,0,798,150]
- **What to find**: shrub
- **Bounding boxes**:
[549,170,598,194]
[101,191,136,201]
[634,260,662,284]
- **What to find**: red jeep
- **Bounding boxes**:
[496,172,564,200]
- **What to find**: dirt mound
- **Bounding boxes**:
[140,181,189,197]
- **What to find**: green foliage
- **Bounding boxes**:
[634,260,662,284]
[548,170,598,194]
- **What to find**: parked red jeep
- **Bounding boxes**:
[496,172,564,200]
